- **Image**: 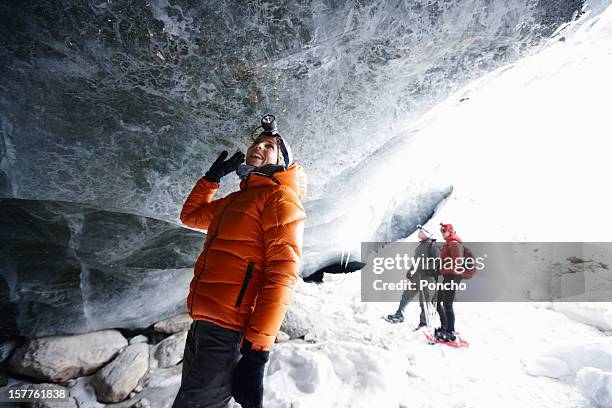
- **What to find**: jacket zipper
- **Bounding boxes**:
[235,262,254,307]
[189,193,240,313]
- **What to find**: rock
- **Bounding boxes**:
[134,398,151,408]
[9,330,127,382]
[567,256,592,264]
[0,199,199,339]
[153,314,192,334]
[152,331,188,368]
[0,339,19,365]
[0,372,8,386]
[129,391,136,398]
[62,379,77,388]
[281,301,315,339]
[275,330,290,343]
[91,343,148,403]
[138,365,183,389]
[129,335,149,345]
[27,383,77,408]
[134,385,143,393]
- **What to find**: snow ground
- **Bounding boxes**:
[268,274,607,408]
[265,1,612,407]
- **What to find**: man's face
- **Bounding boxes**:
[418,230,427,241]
[246,135,279,167]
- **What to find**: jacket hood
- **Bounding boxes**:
[240,163,307,200]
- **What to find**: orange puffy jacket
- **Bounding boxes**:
[180,163,307,351]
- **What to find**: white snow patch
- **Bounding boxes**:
[577,367,612,408]
[265,341,404,408]
[553,303,612,332]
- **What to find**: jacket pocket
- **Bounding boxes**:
[235,262,254,308]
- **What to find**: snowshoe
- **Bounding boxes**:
[383,314,404,323]
[424,329,469,348]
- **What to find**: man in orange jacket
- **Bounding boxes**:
[172,115,307,408]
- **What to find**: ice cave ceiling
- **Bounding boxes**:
[0,0,583,336]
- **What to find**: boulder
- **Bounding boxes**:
[0,199,199,339]
[0,339,18,365]
[280,299,316,340]
[153,314,192,334]
[27,383,77,408]
[275,330,290,343]
[9,330,127,382]
[138,365,182,389]
[133,398,151,408]
[91,343,149,403]
[129,335,149,345]
[151,331,188,368]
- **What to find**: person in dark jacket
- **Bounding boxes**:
[435,223,463,342]
[386,228,440,330]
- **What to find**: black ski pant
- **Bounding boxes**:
[437,275,462,333]
[395,273,438,325]
[172,320,243,408]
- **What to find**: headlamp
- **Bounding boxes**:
[261,114,278,135]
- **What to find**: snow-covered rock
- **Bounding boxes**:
[576,367,612,408]
[153,314,192,334]
[553,303,612,332]
[151,331,188,368]
[90,343,149,402]
[280,302,316,340]
[8,330,127,382]
[279,280,341,343]
[523,338,612,380]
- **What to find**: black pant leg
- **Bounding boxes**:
[172,320,242,408]
[181,321,197,381]
[440,275,461,332]
[437,295,447,331]
[444,290,456,333]
[437,275,453,331]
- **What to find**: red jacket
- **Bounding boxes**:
[440,234,464,276]
[180,163,307,350]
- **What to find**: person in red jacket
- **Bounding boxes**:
[435,223,464,342]
[172,115,307,408]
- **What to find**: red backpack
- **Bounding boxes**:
[461,246,477,279]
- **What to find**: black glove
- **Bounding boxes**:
[204,151,245,183]
[232,340,269,408]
